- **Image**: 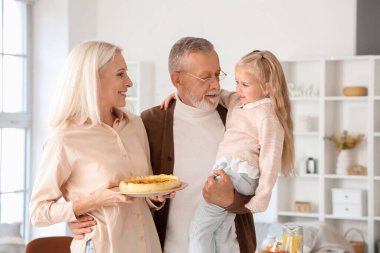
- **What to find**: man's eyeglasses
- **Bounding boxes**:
[179,70,227,84]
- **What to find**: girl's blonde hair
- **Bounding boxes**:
[236,50,294,176]
[49,40,121,128]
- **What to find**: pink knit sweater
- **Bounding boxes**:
[218,91,284,213]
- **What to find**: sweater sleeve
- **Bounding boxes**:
[245,116,284,213]
[29,135,77,226]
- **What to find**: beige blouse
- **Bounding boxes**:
[29,109,162,253]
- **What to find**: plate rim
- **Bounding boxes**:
[112,182,188,197]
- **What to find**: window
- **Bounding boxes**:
[0,0,30,240]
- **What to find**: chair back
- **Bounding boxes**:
[25,236,73,253]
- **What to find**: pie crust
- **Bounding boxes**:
[119,174,181,194]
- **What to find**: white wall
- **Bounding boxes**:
[31,0,69,239]
[30,0,96,239]
[30,0,357,238]
[96,0,356,104]
[94,0,356,222]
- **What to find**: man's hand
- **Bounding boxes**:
[202,169,234,208]
[68,215,97,240]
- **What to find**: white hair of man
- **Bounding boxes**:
[168,36,215,73]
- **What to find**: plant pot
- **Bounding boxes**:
[336,149,354,175]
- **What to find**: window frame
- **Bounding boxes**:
[0,0,32,242]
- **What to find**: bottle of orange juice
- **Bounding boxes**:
[283,225,303,253]
[262,235,277,251]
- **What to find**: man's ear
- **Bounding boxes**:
[170,71,181,88]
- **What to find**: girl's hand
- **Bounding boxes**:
[149,191,176,203]
[160,92,176,110]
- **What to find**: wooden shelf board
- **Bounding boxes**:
[277,211,319,218]
[324,214,368,221]
[324,96,368,101]
[324,174,368,180]
[293,131,320,136]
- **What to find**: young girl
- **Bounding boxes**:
[188,50,294,253]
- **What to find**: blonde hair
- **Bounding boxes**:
[49,40,121,128]
[236,50,294,176]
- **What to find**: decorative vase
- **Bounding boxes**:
[336,149,354,175]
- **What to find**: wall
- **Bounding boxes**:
[31,0,69,239]
[96,0,357,104]
[30,0,96,239]
[30,0,357,238]
[94,0,356,222]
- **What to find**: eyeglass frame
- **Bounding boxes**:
[177,70,227,84]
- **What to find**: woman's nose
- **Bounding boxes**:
[126,75,133,87]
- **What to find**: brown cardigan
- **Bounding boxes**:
[140,100,257,253]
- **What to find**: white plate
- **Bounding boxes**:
[112,182,188,197]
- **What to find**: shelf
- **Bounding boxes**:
[325,214,368,221]
[290,97,320,102]
[324,174,368,180]
[294,174,319,179]
[324,96,368,102]
[277,211,319,218]
[125,61,154,113]
[293,131,319,136]
[279,174,319,179]
[278,55,378,252]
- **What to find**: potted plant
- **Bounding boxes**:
[324,130,364,175]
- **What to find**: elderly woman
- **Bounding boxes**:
[30,40,167,253]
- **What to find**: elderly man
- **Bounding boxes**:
[68,37,256,253]
[141,37,256,253]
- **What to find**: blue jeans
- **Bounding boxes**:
[188,165,258,253]
[85,239,94,253]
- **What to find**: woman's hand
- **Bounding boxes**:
[91,182,134,208]
[160,92,176,110]
[73,182,134,217]
[149,192,176,203]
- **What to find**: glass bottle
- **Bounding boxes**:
[261,235,276,251]
[283,225,303,253]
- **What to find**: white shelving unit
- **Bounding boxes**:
[276,55,380,253]
[125,61,154,114]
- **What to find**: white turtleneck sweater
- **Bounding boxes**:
[163,97,240,253]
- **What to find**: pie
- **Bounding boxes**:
[119,174,181,194]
